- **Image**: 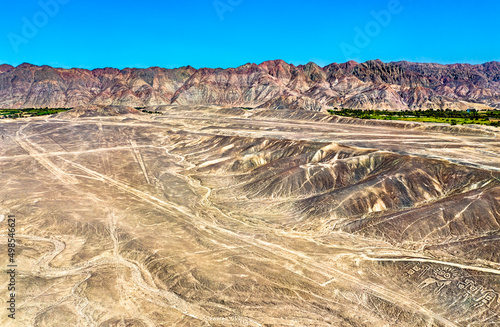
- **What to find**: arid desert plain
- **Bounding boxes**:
[1,105,500,326]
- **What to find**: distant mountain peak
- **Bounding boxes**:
[1,60,498,110]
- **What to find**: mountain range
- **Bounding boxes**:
[1,59,499,110]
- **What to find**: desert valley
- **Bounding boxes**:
[0,90,499,325]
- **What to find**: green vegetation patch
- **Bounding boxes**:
[0,107,72,119]
[136,108,163,114]
[327,108,500,128]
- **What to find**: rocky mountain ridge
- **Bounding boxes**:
[1,60,499,110]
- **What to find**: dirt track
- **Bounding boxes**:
[0,106,499,326]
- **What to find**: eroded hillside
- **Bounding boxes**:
[1,60,499,110]
[0,106,499,326]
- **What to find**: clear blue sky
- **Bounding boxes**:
[1,0,499,69]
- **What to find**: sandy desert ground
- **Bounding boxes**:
[0,106,499,326]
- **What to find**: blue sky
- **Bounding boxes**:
[0,0,499,69]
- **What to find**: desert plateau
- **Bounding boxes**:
[0,104,499,326]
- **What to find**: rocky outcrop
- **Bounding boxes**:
[258,95,325,111]
[0,64,196,109]
[1,60,499,110]
[53,105,143,118]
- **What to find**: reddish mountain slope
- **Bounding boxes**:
[1,60,499,110]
